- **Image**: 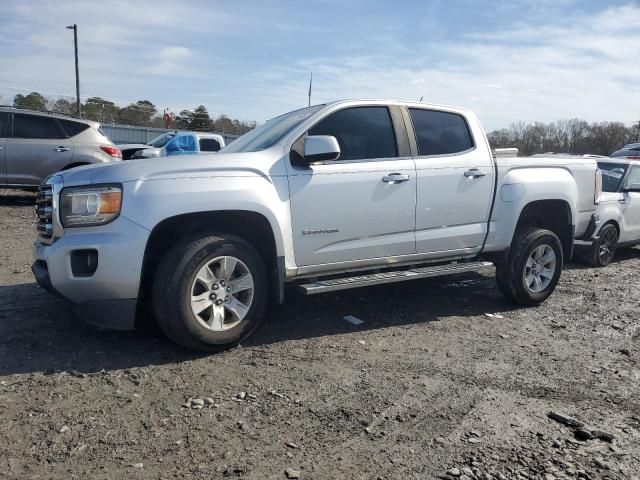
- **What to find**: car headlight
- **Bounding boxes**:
[60,185,122,227]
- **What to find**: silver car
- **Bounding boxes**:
[0,107,121,189]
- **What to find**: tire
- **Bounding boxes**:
[152,234,268,352]
[587,223,618,267]
[495,227,563,306]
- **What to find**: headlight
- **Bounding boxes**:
[60,185,122,227]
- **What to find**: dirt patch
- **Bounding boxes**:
[0,189,638,479]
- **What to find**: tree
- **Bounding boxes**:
[190,105,213,131]
[50,98,76,116]
[117,100,156,126]
[83,97,119,123]
[14,92,47,111]
[174,109,194,130]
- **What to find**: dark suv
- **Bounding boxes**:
[0,107,121,189]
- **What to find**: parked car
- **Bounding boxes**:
[576,158,640,266]
[0,106,121,189]
[119,131,225,160]
[611,143,640,159]
[32,99,600,351]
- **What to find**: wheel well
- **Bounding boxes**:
[516,200,573,259]
[138,211,279,319]
[599,220,620,236]
[62,162,89,170]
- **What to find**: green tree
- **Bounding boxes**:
[190,105,213,131]
[174,109,194,130]
[117,100,156,126]
[13,92,47,111]
[83,97,119,123]
[50,98,76,116]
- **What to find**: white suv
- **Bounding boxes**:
[578,158,640,266]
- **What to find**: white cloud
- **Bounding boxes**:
[222,4,640,130]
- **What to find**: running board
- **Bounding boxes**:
[296,261,494,295]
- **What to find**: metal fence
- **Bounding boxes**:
[101,124,240,146]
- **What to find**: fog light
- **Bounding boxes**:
[70,249,98,277]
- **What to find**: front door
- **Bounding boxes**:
[620,165,640,243]
[408,107,495,255]
[5,113,72,186]
[288,106,417,267]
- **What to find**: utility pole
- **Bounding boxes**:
[66,24,81,117]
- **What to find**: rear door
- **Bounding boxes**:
[288,105,417,266]
[0,112,9,185]
[5,113,72,186]
[407,107,495,255]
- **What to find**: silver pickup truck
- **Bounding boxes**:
[32,99,601,351]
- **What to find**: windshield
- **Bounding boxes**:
[148,132,176,148]
[598,162,628,192]
[221,105,323,154]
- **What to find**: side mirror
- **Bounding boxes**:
[136,148,161,158]
[303,135,340,162]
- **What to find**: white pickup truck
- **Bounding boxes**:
[32,100,601,351]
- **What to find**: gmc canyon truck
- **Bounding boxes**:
[32,100,601,351]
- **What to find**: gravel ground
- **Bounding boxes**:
[0,189,639,480]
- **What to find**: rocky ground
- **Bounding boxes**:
[0,189,638,480]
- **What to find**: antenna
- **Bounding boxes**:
[419,96,424,102]
[308,72,313,107]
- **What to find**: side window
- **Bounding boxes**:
[409,108,474,156]
[623,166,640,191]
[58,119,90,137]
[166,134,197,155]
[308,106,397,161]
[199,138,221,152]
[13,113,66,139]
[0,112,10,137]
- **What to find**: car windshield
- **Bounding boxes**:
[598,162,628,192]
[149,132,176,148]
[220,105,323,154]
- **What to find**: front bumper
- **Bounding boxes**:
[32,215,150,331]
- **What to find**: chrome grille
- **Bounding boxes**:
[36,185,54,240]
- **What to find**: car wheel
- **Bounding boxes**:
[152,234,268,352]
[495,227,563,306]
[587,223,618,267]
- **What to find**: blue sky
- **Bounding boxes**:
[0,0,638,131]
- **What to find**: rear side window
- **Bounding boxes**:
[308,107,397,161]
[0,112,10,137]
[597,162,628,192]
[13,113,66,139]
[199,138,222,152]
[58,119,90,137]
[409,108,474,156]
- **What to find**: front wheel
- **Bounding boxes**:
[587,223,618,267]
[496,227,563,306]
[152,235,268,352]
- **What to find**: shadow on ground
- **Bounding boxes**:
[0,271,523,376]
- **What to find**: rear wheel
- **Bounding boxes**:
[587,223,618,267]
[152,234,268,352]
[496,227,563,306]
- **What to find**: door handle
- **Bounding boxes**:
[55,146,70,152]
[618,199,627,204]
[464,168,487,178]
[382,173,410,184]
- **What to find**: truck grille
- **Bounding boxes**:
[36,185,54,240]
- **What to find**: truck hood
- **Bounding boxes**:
[55,150,285,187]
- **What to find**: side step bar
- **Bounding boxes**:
[296,261,494,295]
